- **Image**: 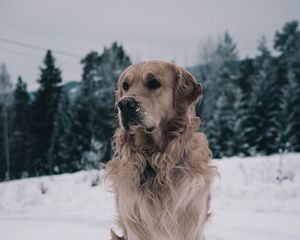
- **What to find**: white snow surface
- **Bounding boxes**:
[1,154,300,240]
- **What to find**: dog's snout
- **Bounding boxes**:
[118,97,138,111]
[118,97,140,128]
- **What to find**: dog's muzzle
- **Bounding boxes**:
[118,97,141,129]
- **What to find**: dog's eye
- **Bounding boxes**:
[147,79,161,89]
[123,82,129,91]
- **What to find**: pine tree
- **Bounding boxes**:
[0,104,4,180]
[93,42,131,162]
[274,21,300,151]
[31,50,62,175]
[46,89,74,173]
[238,38,279,155]
[69,42,131,168]
[0,64,13,180]
[10,76,32,178]
[235,58,257,156]
[204,33,241,158]
[255,39,280,154]
[65,51,100,170]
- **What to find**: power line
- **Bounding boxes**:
[0,46,80,67]
[0,47,33,58]
[0,38,82,59]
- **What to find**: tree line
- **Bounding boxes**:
[196,21,300,158]
[0,42,130,181]
[0,21,299,181]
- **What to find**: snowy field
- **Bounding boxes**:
[1,154,300,240]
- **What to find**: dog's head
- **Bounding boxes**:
[116,61,202,135]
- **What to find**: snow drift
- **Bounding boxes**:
[0,154,300,240]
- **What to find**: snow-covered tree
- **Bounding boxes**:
[238,38,279,155]
[47,89,74,173]
[204,32,241,158]
[235,58,257,156]
[10,76,32,178]
[93,42,131,162]
[69,51,100,170]
[0,64,13,180]
[31,50,62,175]
[274,21,300,152]
[52,42,131,171]
[255,39,281,154]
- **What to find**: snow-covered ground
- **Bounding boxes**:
[1,154,300,240]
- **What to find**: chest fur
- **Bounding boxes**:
[116,177,210,240]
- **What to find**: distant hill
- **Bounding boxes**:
[62,81,80,99]
[62,81,80,93]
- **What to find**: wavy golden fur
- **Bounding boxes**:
[104,61,217,240]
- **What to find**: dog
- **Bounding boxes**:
[104,61,217,240]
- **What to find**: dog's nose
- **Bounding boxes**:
[118,97,138,111]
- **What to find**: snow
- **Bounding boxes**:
[1,154,300,240]
[206,153,300,240]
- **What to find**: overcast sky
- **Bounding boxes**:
[1,0,300,90]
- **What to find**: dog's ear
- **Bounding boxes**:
[174,66,203,111]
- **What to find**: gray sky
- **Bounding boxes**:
[1,0,300,90]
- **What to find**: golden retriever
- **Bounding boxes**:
[104,61,217,240]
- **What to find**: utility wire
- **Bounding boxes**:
[0,47,39,58]
[0,38,82,59]
[0,46,78,67]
